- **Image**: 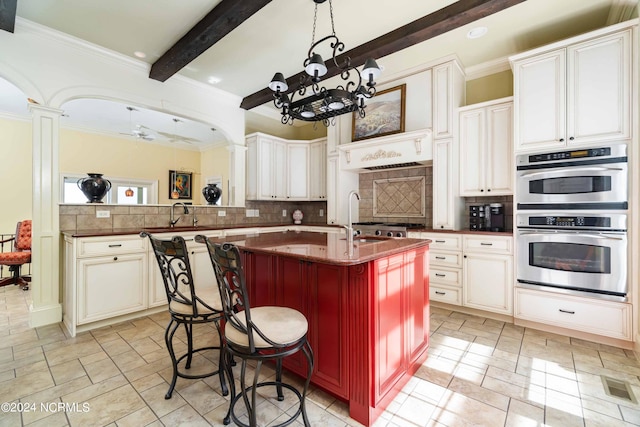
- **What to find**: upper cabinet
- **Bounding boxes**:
[246,133,326,201]
[511,23,635,152]
[432,61,466,140]
[459,98,513,196]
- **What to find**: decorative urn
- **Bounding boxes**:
[202,183,222,205]
[77,173,112,203]
[292,209,303,224]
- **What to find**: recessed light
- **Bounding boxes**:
[208,76,222,85]
[467,27,488,39]
[134,51,147,59]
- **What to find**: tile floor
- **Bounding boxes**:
[0,284,639,426]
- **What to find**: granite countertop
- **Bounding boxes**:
[205,231,430,266]
[61,223,338,238]
[411,228,514,236]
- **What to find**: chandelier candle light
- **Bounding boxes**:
[269,0,382,126]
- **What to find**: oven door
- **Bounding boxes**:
[516,161,627,209]
[517,229,627,299]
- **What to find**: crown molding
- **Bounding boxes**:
[607,0,638,25]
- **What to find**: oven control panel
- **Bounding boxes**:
[526,147,611,163]
[516,214,626,231]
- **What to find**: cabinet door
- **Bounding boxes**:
[257,137,275,199]
[459,109,485,195]
[245,138,258,200]
[567,30,631,145]
[278,257,309,377]
[433,63,455,139]
[405,249,429,364]
[78,253,147,324]
[287,143,309,200]
[486,103,513,195]
[432,138,456,230]
[307,262,348,398]
[513,50,566,151]
[463,253,513,314]
[309,140,327,199]
[373,254,406,402]
[273,140,288,199]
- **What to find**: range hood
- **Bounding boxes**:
[338,129,432,172]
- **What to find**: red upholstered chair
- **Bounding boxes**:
[0,220,32,290]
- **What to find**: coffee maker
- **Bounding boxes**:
[469,204,505,232]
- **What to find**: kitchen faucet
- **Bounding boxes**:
[344,190,360,255]
[170,202,189,227]
[192,206,198,227]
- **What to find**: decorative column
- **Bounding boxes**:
[28,104,63,328]
[227,142,247,207]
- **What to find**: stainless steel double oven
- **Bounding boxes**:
[515,145,628,301]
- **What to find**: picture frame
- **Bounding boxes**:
[352,84,406,142]
[168,170,192,199]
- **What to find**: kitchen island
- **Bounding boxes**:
[210,231,430,426]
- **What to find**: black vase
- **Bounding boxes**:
[77,173,112,203]
[202,183,222,205]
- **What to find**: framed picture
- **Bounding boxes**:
[168,170,192,199]
[352,84,406,142]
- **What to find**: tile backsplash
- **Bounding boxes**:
[59,201,328,231]
[359,167,432,226]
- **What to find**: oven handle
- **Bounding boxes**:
[518,231,624,240]
[518,166,624,178]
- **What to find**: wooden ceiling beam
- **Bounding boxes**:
[240,0,527,110]
[0,0,17,33]
[150,0,272,82]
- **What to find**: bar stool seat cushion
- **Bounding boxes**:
[225,306,308,349]
[169,287,223,316]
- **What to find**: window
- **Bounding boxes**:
[62,174,158,205]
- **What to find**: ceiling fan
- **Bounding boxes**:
[120,107,156,141]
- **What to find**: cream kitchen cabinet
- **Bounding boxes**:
[462,235,513,314]
[459,99,513,196]
[309,139,327,200]
[511,23,634,152]
[432,138,462,230]
[411,232,463,305]
[515,288,632,341]
[246,133,327,201]
[63,234,149,336]
[246,133,287,200]
[432,60,466,140]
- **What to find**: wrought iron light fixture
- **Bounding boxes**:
[269,0,381,126]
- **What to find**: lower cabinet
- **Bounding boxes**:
[515,288,632,340]
[463,235,513,315]
[64,234,149,336]
[77,253,147,324]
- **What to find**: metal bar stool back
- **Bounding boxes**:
[196,236,313,427]
[141,232,228,399]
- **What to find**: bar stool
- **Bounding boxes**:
[196,235,313,427]
[141,232,228,399]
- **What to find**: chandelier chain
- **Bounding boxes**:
[311,3,318,48]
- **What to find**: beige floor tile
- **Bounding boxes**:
[99,338,133,358]
[49,359,86,385]
[0,370,55,402]
[177,380,227,416]
[44,340,102,367]
[24,410,69,427]
[62,374,129,403]
[83,357,121,383]
[140,383,187,418]
[448,376,510,411]
[113,406,158,427]
[505,398,544,427]
[65,384,146,427]
[435,389,507,426]
[20,376,93,425]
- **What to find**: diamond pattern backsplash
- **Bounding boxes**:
[374,176,425,217]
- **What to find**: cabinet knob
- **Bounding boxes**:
[113,256,118,261]
[480,189,484,192]
[559,138,565,142]
[487,189,491,192]
[463,255,467,258]
[569,137,574,141]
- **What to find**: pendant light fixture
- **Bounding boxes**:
[170,118,180,199]
[125,106,136,198]
[269,0,381,126]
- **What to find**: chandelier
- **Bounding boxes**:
[268,0,381,126]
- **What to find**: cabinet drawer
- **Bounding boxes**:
[430,267,461,287]
[430,251,462,268]
[463,235,512,254]
[515,288,632,340]
[430,285,462,305]
[78,236,146,257]
[421,233,462,250]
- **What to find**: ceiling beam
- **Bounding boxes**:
[241,0,527,110]
[0,0,17,33]
[150,0,273,82]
